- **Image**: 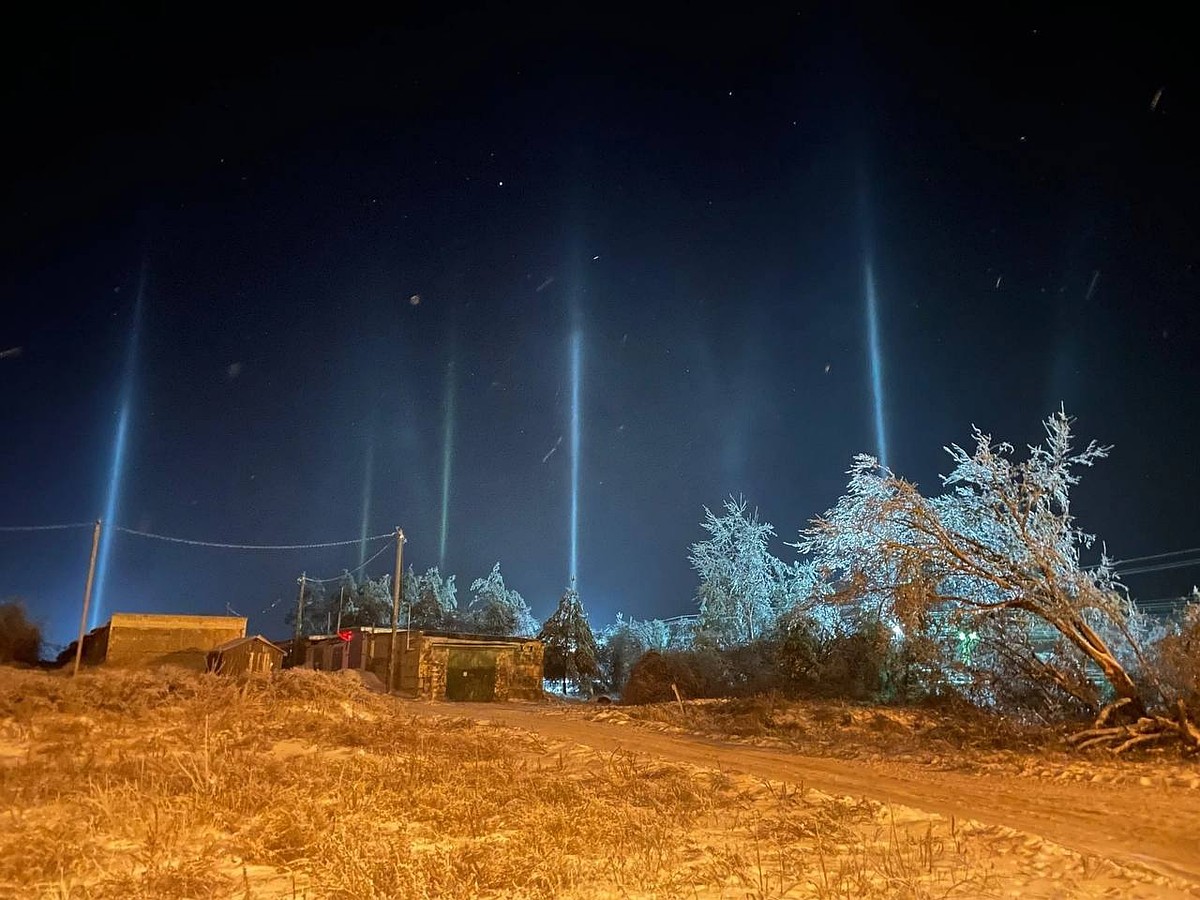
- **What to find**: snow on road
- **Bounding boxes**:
[404,700,1200,893]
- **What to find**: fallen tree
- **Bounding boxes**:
[800,409,1198,754]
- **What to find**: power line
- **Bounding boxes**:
[0,522,94,532]
[1116,557,1200,577]
[306,540,393,584]
[1113,546,1200,566]
[113,525,395,552]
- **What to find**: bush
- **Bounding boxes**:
[1155,601,1200,718]
[623,619,956,707]
[622,649,721,704]
[775,617,910,701]
[0,600,41,666]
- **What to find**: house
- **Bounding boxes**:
[207,635,285,675]
[79,613,247,671]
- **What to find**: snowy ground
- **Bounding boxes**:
[2,668,1198,898]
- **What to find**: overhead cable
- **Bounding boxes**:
[0,522,94,532]
[113,525,396,552]
[1115,557,1200,577]
[1113,547,1200,566]
[306,541,394,584]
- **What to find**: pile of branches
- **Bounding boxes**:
[1067,697,1200,756]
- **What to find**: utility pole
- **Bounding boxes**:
[291,572,307,667]
[387,527,407,693]
[335,582,349,670]
[72,520,102,677]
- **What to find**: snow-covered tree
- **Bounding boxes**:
[467,562,537,636]
[801,409,1199,750]
[690,497,790,645]
[326,572,393,628]
[403,566,458,630]
[626,616,673,652]
[539,581,600,693]
[285,578,328,635]
[596,614,676,691]
[1154,592,1200,719]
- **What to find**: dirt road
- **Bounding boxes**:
[404,701,1200,885]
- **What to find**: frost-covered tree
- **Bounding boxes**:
[596,614,676,691]
[403,566,458,630]
[627,616,673,652]
[1154,592,1200,719]
[801,409,1200,751]
[325,572,393,628]
[539,581,600,693]
[467,562,537,635]
[690,497,790,645]
[597,615,644,693]
[285,578,328,636]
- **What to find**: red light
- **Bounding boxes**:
[337,629,353,642]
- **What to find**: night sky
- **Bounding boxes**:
[2,6,1198,650]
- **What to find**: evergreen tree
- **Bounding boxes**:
[539,580,600,693]
[467,562,537,635]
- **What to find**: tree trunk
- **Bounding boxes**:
[1060,614,1146,719]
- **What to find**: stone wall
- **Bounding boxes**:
[412,636,544,701]
[505,640,545,701]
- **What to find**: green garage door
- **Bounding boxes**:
[445,648,499,701]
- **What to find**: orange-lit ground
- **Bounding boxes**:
[2,668,1197,898]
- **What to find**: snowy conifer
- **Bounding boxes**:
[539,581,600,693]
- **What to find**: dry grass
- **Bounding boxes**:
[611,693,1063,762]
[0,667,1006,898]
[604,695,1200,795]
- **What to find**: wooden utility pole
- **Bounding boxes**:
[387,527,406,693]
[291,572,307,667]
[72,520,103,677]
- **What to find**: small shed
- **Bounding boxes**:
[207,635,285,675]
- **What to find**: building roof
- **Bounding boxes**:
[420,630,540,645]
[209,635,285,655]
[110,613,248,629]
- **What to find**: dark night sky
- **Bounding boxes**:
[2,6,1198,649]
